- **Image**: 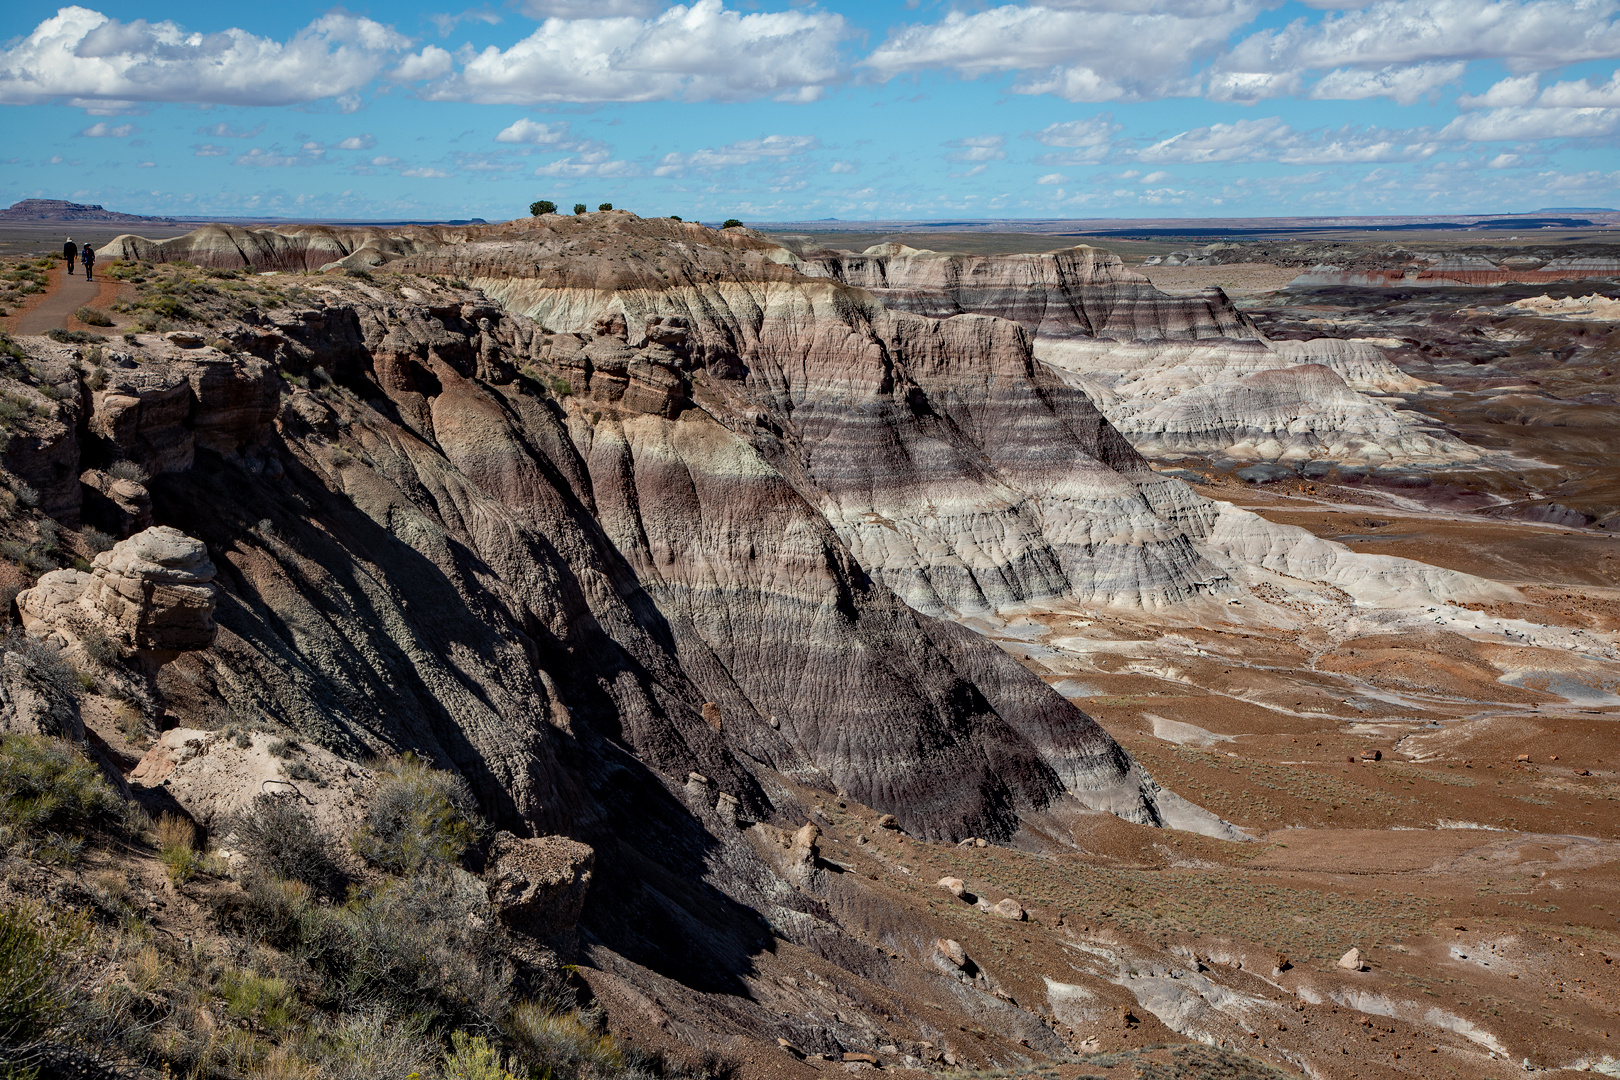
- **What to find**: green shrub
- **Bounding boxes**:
[353,755,482,874]
[157,812,200,884]
[299,872,510,1028]
[720,219,743,229]
[0,902,89,1052]
[73,308,113,327]
[105,459,149,484]
[669,215,682,222]
[444,1031,523,1080]
[549,376,572,398]
[0,734,121,853]
[344,269,374,282]
[573,204,588,215]
[44,329,105,345]
[78,527,115,557]
[529,200,557,216]
[597,203,613,212]
[267,737,295,758]
[231,794,342,894]
[504,1002,624,1079]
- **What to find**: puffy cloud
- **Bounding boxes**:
[1030,115,1119,163]
[78,121,136,137]
[1439,105,1620,140]
[495,118,575,145]
[829,160,858,174]
[192,143,229,156]
[1036,172,1067,184]
[535,150,638,177]
[1457,72,1541,108]
[653,134,818,175]
[337,134,377,151]
[1445,68,1620,139]
[1139,116,1441,164]
[862,2,1260,102]
[1309,61,1465,104]
[944,134,1007,163]
[0,7,409,108]
[412,0,847,104]
[1216,0,1620,100]
[391,46,453,81]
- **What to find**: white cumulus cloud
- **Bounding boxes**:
[535,150,638,177]
[411,0,847,104]
[862,2,1261,102]
[337,134,377,151]
[495,118,576,145]
[0,6,409,108]
[1309,61,1465,104]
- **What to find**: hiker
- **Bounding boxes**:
[81,243,95,282]
[63,237,77,276]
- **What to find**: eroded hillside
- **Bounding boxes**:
[0,213,1614,1080]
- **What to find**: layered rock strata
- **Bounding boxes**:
[796,243,1260,341]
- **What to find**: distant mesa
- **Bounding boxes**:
[0,198,178,224]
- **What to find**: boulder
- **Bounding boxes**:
[991,897,1026,921]
[937,876,966,898]
[1338,948,1367,972]
[935,938,967,968]
[18,526,218,657]
[485,831,596,940]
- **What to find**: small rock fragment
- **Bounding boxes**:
[1360,748,1382,762]
[936,938,966,967]
[975,838,987,848]
[937,876,966,898]
[1516,754,1531,763]
[877,813,898,830]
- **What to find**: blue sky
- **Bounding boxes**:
[2,0,1619,221]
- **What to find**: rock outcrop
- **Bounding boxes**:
[797,243,1261,341]
[17,526,218,656]
[128,727,372,841]
[484,831,596,941]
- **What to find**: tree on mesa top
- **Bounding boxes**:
[529,200,556,216]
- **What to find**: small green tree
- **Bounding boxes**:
[721,218,744,229]
[669,215,682,222]
[572,203,587,215]
[529,200,556,216]
[597,202,613,212]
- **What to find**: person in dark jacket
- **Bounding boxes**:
[81,244,95,282]
[63,238,77,276]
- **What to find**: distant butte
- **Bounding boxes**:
[0,198,179,223]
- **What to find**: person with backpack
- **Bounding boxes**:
[81,244,95,282]
[63,237,77,276]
